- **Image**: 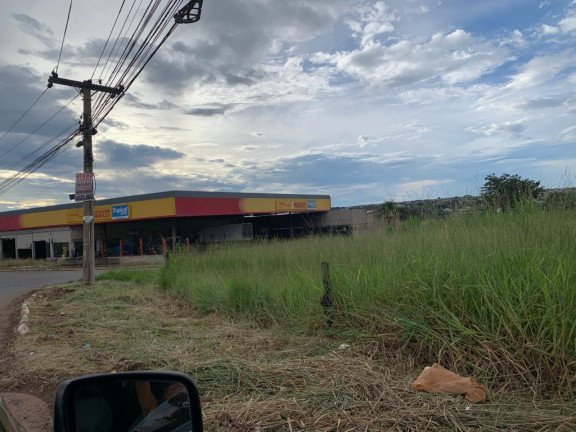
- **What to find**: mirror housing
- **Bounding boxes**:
[53,371,203,432]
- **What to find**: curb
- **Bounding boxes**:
[16,303,30,336]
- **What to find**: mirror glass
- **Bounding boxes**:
[73,379,191,432]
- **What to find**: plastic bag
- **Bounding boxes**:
[411,363,487,403]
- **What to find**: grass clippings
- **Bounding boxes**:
[0,280,574,431]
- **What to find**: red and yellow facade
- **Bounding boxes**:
[0,192,331,232]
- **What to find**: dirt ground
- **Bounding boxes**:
[0,291,53,432]
[1,281,574,431]
[0,392,51,432]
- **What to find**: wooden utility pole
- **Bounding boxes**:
[48,73,122,284]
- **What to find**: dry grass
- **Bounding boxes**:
[1,280,574,431]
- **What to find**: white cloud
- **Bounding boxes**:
[466,118,527,137]
[506,53,576,90]
[312,28,511,89]
[353,1,398,46]
[541,24,560,35]
[559,16,576,33]
[395,179,455,200]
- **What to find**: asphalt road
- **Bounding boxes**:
[0,271,84,351]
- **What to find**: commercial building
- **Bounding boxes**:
[0,190,331,260]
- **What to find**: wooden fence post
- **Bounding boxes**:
[320,262,334,329]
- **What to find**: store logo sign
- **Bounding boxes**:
[112,205,130,219]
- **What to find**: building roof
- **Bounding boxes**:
[0,190,331,232]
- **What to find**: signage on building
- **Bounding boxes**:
[94,208,111,220]
[75,173,94,201]
[112,205,130,219]
[276,200,316,211]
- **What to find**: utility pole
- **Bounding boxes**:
[44,0,203,284]
[48,73,122,284]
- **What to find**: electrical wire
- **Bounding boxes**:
[97,0,144,83]
[2,123,79,173]
[0,94,80,165]
[0,128,80,195]
[55,0,74,73]
[0,88,48,145]
[91,0,128,80]
[0,0,199,196]
[95,22,179,127]
[93,0,185,124]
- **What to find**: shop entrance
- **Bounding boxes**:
[1,238,16,259]
[34,241,48,259]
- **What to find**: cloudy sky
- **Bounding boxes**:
[0,0,575,211]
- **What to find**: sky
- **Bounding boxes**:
[0,0,575,211]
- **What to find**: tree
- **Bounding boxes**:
[481,173,544,211]
[377,201,421,222]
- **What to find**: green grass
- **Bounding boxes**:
[159,206,576,394]
[96,268,159,283]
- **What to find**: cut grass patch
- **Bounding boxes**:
[96,268,159,283]
[1,280,575,431]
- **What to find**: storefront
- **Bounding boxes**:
[0,191,331,260]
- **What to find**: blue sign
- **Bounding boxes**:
[307,200,316,210]
[112,205,130,219]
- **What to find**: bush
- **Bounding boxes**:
[481,173,544,211]
[544,190,576,210]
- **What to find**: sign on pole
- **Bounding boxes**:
[75,173,94,201]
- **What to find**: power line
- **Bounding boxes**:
[0,0,203,198]
[97,0,144,83]
[0,88,48,145]
[94,0,185,123]
[0,94,80,165]
[2,123,79,173]
[0,128,80,195]
[91,0,128,80]
[55,0,74,73]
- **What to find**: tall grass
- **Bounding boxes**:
[159,205,576,392]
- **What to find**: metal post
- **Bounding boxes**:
[82,86,95,285]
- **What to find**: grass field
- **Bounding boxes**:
[2,204,574,430]
[2,279,574,431]
[159,205,576,395]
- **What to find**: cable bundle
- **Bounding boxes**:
[0,0,200,196]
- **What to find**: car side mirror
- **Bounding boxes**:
[53,371,203,432]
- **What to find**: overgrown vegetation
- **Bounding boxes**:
[160,204,576,395]
[2,279,575,431]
